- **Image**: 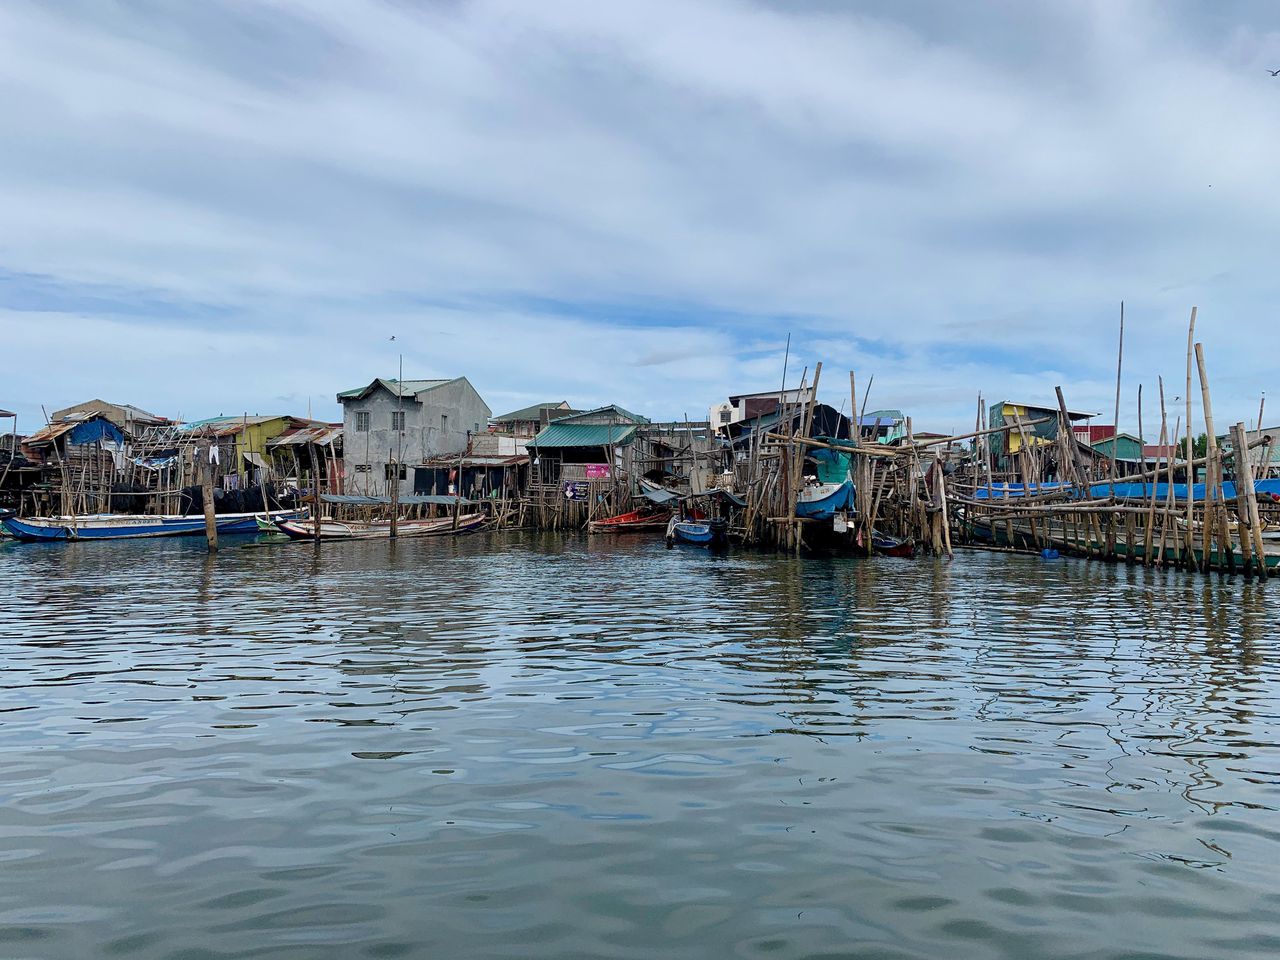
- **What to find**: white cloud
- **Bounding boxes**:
[1,0,1278,434]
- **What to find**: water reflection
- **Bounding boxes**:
[1,533,1278,958]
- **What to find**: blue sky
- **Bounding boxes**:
[3,0,1279,435]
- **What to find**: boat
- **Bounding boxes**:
[274,512,486,541]
[1,509,299,543]
[255,510,306,532]
[796,480,855,520]
[588,507,671,533]
[871,532,915,558]
[665,515,729,549]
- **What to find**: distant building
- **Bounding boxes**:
[988,400,1098,469]
[858,409,907,444]
[1089,432,1145,474]
[490,401,574,438]
[338,377,491,497]
[527,404,649,488]
[49,399,170,439]
[175,414,318,485]
[710,387,814,437]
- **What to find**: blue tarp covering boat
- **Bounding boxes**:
[971,480,1280,503]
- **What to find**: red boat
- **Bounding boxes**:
[872,532,916,558]
[588,508,672,533]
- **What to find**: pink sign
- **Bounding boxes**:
[584,464,611,480]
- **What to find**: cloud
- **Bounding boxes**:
[1,0,1278,434]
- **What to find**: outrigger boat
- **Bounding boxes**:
[588,507,672,533]
[274,512,485,541]
[1,509,300,543]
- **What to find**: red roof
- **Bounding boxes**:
[1143,444,1178,459]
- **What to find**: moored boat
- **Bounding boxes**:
[1,509,299,543]
[871,532,915,558]
[796,480,855,520]
[665,515,729,549]
[588,507,671,533]
[274,512,485,541]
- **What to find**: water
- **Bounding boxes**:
[1,532,1278,960]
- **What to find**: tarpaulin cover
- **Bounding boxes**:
[811,448,851,484]
[640,487,682,505]
[67,419,125,446]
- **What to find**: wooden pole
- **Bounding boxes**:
[200,441,218,551]
[1184,306,1197,567]
[1195,341,1232,573]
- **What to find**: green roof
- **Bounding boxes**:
[492,401,569,422]
[528,423,638,448]
[337,378,453,400]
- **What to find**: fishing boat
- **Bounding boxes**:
[871,532,915,558]
[796,480,855,520]
[665,515,729,549]
[255,510,307,532]
[1,509,299,543]
[274,512,485,541]
[588,507,671,533]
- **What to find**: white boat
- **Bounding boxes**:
[275,512,486,541]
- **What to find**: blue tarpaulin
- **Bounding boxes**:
[67,418,125,446]
[972,479,1280,503]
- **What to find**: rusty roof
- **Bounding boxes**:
[267,424,344,447]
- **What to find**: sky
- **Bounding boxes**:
[3,0,1280,436]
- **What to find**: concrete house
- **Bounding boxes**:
[338,377,491,496]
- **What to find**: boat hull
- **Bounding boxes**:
[667,518,729,548]
[588,508,671,533]
[275,513,485,541]
[796,481,854,520]
[1,510,298,542]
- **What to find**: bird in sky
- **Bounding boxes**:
[1269,69,1280,76]
[389,335,396,341]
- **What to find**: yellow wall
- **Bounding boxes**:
[1001,404,1050,454]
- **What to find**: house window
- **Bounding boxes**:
[391,410,405,432]
[441,414,449,433]
[474,423,480,433]
[719,410,731,424]
[356,411,370,432]
[385,463,407,481]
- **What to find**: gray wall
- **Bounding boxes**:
[341,379,491,496]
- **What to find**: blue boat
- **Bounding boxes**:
[1,510,297,543]
[795,480,854,520]
[666,517,729,549]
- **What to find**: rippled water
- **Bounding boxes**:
[1,532,1279,959]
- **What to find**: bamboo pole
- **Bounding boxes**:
[1195,341,1233,573]
[1184,306,1197,566]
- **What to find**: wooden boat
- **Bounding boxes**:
[274,512,485,541]
[796,480,854,520]
[1,509,298,543]
[666,516,729,549]
[588,507,671,533]
[871,532,915,558]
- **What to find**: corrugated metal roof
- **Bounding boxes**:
[549,404,649,426]
[268,425,343,447]
[491,401,570,422]
[177,415,297,434]
[337,378,454,400]
[529,423,638,448]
